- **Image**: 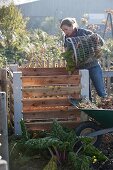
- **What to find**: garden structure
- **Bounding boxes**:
[7,61,113,135]
[9,63,89,135]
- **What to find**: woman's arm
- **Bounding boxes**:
[83,28,105,46]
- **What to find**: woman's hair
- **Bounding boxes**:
[60,17,78,28]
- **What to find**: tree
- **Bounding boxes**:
[0,2,29,63]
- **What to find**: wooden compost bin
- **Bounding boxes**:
[12,66,89,135]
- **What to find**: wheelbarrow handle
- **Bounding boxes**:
[87,127,113,137]
[68,96,80,109]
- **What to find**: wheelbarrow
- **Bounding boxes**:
[69,97,113,147]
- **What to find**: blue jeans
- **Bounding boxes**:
[88,64,107,98]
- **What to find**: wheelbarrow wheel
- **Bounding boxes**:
[75,121,102,148]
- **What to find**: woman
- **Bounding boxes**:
[60,17,107,99]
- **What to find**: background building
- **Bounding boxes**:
[1,0,112,35]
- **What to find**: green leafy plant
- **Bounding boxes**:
[61,49,75,73]
[9,119,108,170]
[23,120,107,170]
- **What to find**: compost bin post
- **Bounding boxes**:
[0,92,9,166]
[0,160,8,170]
[79,70,89,121]
[80,69,89,99]
[9,64,18,72]
[13,72,23,135]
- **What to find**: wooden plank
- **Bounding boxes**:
[23,97,71,109]
[0,69,7,92]
[23,105,75,112]
[13,72,23,135]
[19,67,79,76]
[0,92,9,163]
[80,70,89,99]
[22,86,81,98]
[9,93,14,103]
[22,97,72,111]
[23,95,80,110]
[25,120,80,131]
[1,69,7,92]
[23,109,81,120]
[22,75,81,86]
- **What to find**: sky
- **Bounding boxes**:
[14,0,38,5]
[0,0,39,5]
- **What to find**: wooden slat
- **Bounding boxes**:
[23,106,76,112]
[22,86,81,98]
[25,120,80,131]
[8,80,13,93]
[9,93,14,103]
[23,96,81,111]
[19,67,79,76]
[22,97,71,111]
[22,75,81,86]
[23,105,74,112]
[23,109,81,121]
[0,69,7,92]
